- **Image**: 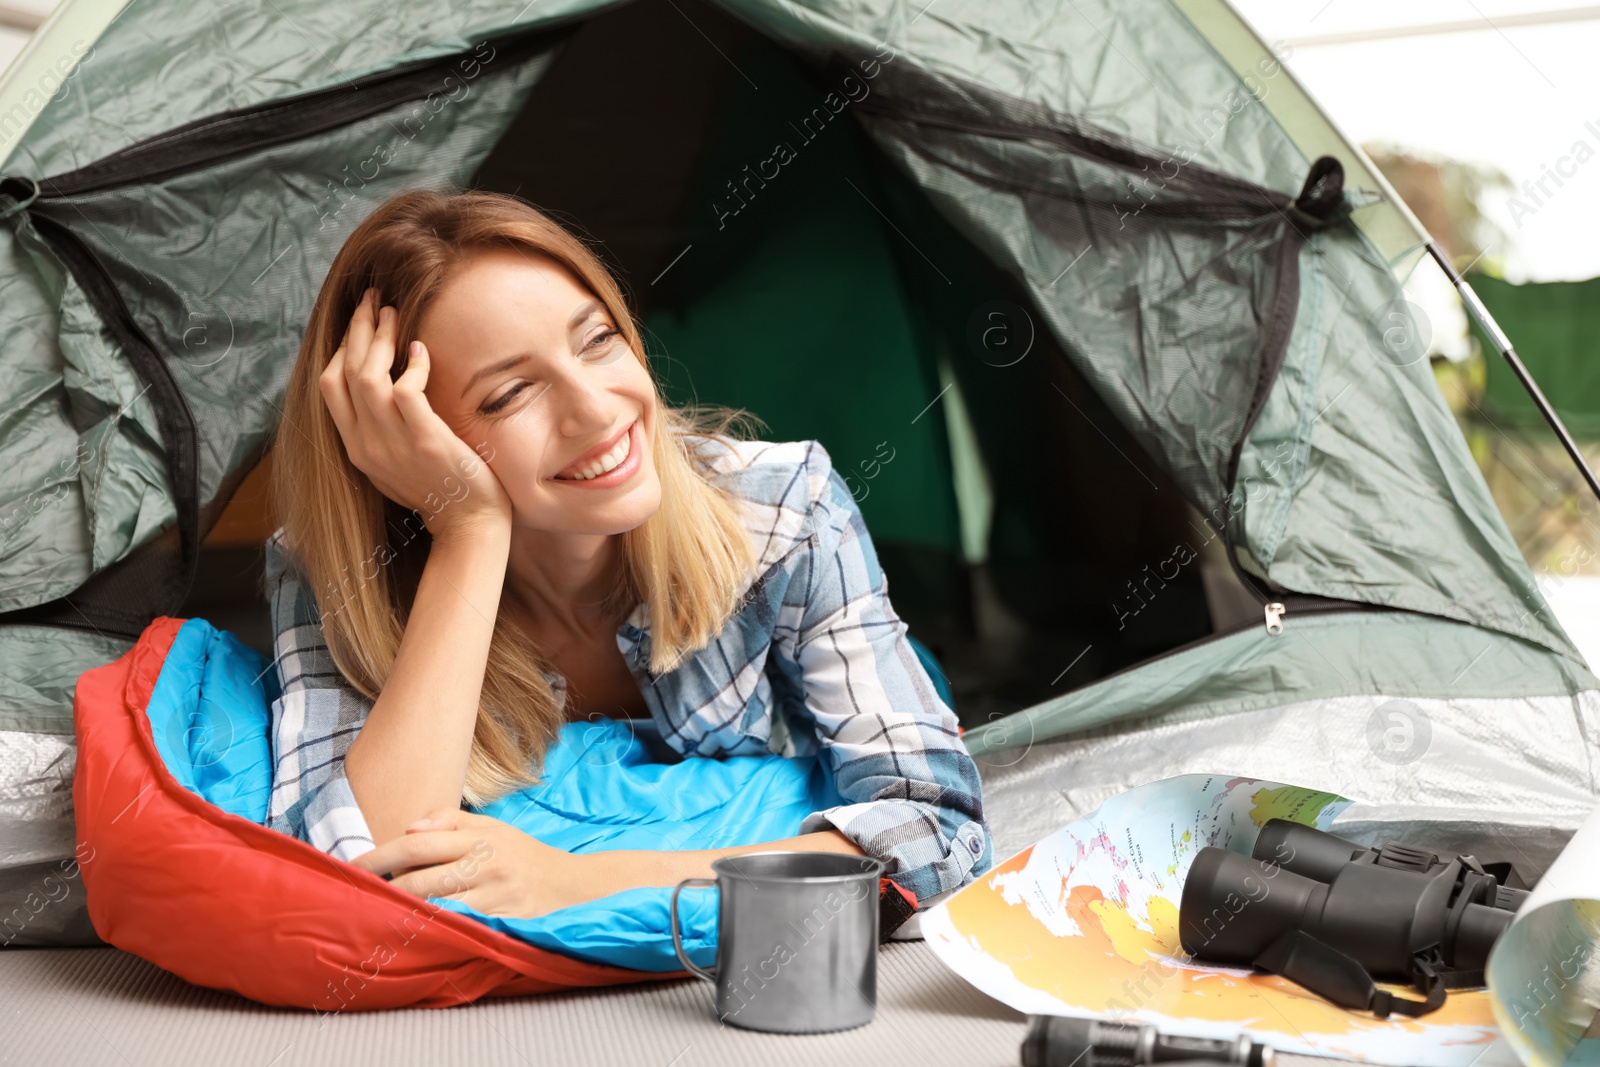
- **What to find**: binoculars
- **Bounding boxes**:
[1178,819,1528,1017]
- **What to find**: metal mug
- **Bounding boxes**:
[670,850,886,1033]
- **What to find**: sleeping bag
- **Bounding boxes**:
[70,615,895,1010]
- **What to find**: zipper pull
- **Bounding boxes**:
[1264,602,1286,636]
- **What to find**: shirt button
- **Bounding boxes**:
[968,836,983,854]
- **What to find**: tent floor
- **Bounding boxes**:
[0,938,1340,1066]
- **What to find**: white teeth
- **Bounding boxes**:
[558,425,631,480]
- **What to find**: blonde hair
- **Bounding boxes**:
[271,189,762,807]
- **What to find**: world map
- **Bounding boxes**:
[922,774,1507,1066]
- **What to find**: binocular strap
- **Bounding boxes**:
[1254,930,1450,1019]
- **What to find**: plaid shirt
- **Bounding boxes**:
[262,437,993,906]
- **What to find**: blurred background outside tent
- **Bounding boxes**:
[5,0,1599,662]
[1229,0,1600,668]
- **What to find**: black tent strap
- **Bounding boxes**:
[855,110,1303,225]
[0,174,37,220]
[1282,154,1352,235]
[830,50,1284,212]
[831,41,1356,240]
[829,46,1361,611]
[1219,164,1337,608]
[26,20,583,198]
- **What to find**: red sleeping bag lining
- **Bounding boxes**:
[72,616,686,1011]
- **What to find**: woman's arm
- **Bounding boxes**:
[262,525,510,859]
[312,290,517,850]
[354,812,870,918]
[774,455,992,904]
[341,522,512,848]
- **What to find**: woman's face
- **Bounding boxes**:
[415,246,662,537]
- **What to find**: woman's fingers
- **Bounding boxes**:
[317,294,512,532]
[319,345,358,446]
[391,340,435,429]
[340,290,381,426]
[344,291,397,427]
[390,341,481,470]
[354,827,478,879]
[349,304,401,425]
[341,289,377,381]
[391,865,483,902]
[369,302,399,380]
[388,838,499,902]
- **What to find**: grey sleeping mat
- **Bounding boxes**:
[0,938,1344,1066]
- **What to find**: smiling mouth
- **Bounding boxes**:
[553,420,636,481]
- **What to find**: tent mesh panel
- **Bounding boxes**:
[839,53,1348,527]
[0,30,567,637]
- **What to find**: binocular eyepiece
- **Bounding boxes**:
[1177,820,1526,1018]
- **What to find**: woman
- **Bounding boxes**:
[264,188,991,922]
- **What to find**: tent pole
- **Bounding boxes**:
[1427,241,1600,505]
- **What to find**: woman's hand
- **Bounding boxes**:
[320,288,512,542]
[349,807,607,920]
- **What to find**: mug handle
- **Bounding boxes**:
[670,877,719,982]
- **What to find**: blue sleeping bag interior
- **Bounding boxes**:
[143,619,952,972]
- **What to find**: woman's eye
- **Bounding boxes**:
[480,383,529,415]
[479,330,619,414]
[583,328,621,356]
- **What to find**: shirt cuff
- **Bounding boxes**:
[299,763,377,863]
[799,800,991,905]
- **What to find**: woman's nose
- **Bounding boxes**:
[553,365,614,438]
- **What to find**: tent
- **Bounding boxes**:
[1,0,1595,948]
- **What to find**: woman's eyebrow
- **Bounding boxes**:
[568,298,603,329]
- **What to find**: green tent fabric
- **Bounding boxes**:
[963,609,1596,758]
[1468,274,1600,438]
[1,0,1594,947]
[0,0,1573,657]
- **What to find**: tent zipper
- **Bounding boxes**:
[1259,593,1385,636]
[1045,596,1397,703]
